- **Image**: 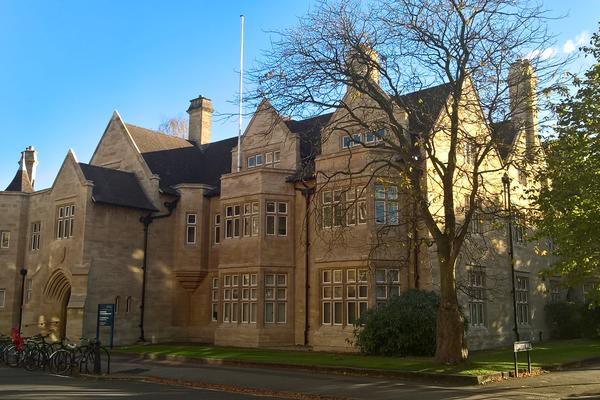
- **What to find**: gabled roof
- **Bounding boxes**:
[284,113,334,181]
[126,124,238,195]
[285,113,334,161]
[397,83,453,135]
[5,168,33,193]
[79,163,158,211]
[491,120,519,161]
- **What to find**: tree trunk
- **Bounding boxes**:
[434,247,468,364]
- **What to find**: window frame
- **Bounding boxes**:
[266,201,287,237]
[0,231,9,249]
[56,204,75,240]
[374,184,399,225]
[516,275,530,325]
[185,212,197,245]
[264,273,287,324]
[214,214,221,244]
[31,222,41,251]
[467,267,486,327]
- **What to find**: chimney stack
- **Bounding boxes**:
[346,43,380,87]
[22,146,38,189]
[187,96,213,145]
[508,60,538,152]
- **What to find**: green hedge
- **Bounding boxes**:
[545,302,600,339]
[353,289,439,356]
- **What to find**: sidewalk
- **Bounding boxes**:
[99,353,600,400]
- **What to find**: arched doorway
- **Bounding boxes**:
[43,270,72,340]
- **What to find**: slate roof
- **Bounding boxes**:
[79,163,158,211]
[5,167,33,193]
[491,120,519,161]
[119,83,461,191]
[397,83,453,135]
[287,113,334,159]
[126,124,238,195]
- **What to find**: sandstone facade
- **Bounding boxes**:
[0,66,571,350]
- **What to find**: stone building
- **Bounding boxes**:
[0,61,565,350]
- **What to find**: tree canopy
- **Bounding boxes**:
[252,0,564,364]
[535,26,600,290]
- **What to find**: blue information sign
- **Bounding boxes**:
[96,303,115,348]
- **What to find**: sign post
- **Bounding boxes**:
[513,341,533,377]
[96,303,115,349]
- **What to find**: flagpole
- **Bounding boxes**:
[237,15,244,172]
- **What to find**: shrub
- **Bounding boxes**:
[545,302,600,339]
[353,289,439,356]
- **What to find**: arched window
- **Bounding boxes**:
[114,296,120,314]
[126,296,133,313]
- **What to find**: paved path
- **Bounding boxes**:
[107,355,600,399]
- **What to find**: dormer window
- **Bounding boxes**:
[342,134,362,148]
[366,129,384,144]
[342,131,383,149]
[249,151,281,169]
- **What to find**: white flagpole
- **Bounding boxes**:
[237,15,245,172]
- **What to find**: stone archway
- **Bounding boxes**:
[43,270,72,339]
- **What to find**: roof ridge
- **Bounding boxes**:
[79,162,137,176]
[125,122,191,141]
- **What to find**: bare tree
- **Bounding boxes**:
[158,116,189,138]
[251,0,566,363]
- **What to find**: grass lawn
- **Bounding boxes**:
[115,338,600,376]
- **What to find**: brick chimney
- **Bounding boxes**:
[22,146,38,189]
[187,96,213,145]
[508,60,538,152]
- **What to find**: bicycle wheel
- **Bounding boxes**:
[81,349,96,374]
[49,349,73,376]
[22,347,37,371]
[5,345,21,368]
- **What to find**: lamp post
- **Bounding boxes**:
[502,173,520,342]
[18,268,27,333]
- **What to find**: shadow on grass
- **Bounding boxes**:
[115,338,600,376]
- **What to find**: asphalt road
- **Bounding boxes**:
[0,368,284,400]
[3,359,600,400]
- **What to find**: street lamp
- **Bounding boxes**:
[18,268,27,334]
[502,173,520,342]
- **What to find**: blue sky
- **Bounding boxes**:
[0,0,597,189]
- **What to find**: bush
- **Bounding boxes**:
[353,289,439,356]
[545,302,600,339]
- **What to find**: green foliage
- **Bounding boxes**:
[534,25,600,284]
[353,289,439,356]
[545,302,600,339]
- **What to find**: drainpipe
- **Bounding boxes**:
[295,185,313,346]
[412,200,420,289]
[18,268,27,333]
[138,199,179,343]
[502,173,520,342]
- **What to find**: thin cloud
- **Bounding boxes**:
[527,47,558,60]
[528,31,590,60]
[563,31,589,54]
